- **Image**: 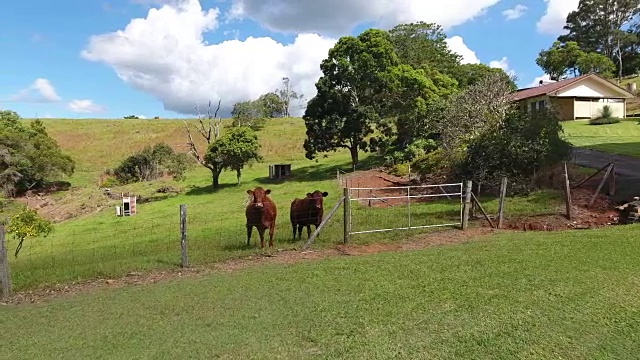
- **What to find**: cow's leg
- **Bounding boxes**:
[269,223,275,248]
[297,224,303,240]
[292,222,297,240]
[306,224,312,239]
[246,225,253,246]
[258,227,266,248]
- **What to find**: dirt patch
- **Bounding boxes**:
[2,228,495,306]
[340,169,459,207]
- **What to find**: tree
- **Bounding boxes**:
[0,111,74,197]
[256,92,286,118]
[559,0,640,79]
[576,51,617,76]
[536,41,583,80]
[450,63,516,90]
[184,100,224,188]
[303,29,399,167]
[440,71,517,152]
[277,77,304,117]
[7,207,53,258]
[374,65,458,163]
[388,22,461,75]
[204,126,262,187]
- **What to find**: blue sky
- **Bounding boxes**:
[0,0,577,119]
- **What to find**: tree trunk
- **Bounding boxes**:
[349,146,359,170]
[236,169,241,185]
[212,169,222,189]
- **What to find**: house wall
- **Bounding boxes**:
[555,79,627,98]
[574,98,625,118]
[549,97,574,120]
[521,96,549,112]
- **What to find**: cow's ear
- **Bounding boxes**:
[265,189,271,195]
[246,190,253,195]
[306,193,312,197]
[322,192,328,197]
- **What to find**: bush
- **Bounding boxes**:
[112,143,194,184]
[389,163,410,177]
[457,107,572,194]
[0,110,75,197]
[589,105,621,125]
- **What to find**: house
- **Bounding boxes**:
[511,73,636,120]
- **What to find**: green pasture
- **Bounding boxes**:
[3,224,640,359]
[3,118,565,291]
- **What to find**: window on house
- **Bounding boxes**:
[538,100,546,109]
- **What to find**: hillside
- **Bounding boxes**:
[617,75,640,116]
[11,117,320,221]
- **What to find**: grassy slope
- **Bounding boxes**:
[6,118,564,291]
[562,119,640,158]
[3,225,640,359]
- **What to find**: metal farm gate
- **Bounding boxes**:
[346,183,464,236]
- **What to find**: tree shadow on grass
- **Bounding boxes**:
[254,156,385,185]
[184,183,237,196]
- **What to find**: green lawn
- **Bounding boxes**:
[3,224,640,359]
[563,119,640,158]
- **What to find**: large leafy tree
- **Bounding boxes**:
[0,110,75,197]
[536,40,618,79]
[388,22,461,75]
[450,63,516,90]
[303,29,399,167]
[558,0,640,79]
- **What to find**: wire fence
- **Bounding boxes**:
[2,167,612,297]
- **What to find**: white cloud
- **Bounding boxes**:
[536,0,579,34]
[489,56,516,77]
[445,36,480,64]
[11,78,61,103]
[82,0,505,116]
[67,99,106,113]
[226,0,502,36]
[82,0,336,115]
[502,4,527,20]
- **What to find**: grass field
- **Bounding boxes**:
[3,225,640,359]
[562,118,640,158]
[3,117,565,292]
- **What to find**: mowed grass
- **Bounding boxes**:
[563,118,640,158]
[3,225,640,359]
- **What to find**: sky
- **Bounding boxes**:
[0,0,580,119]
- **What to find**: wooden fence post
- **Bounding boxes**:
[497,177,508,229]
[180,204,188,268]
[563,162,572,220]
[461,180,473,230]
[343,187,351,244]
[0,225,11,299]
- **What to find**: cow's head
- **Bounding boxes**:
[247,187,271,210]
[306,190,328,210]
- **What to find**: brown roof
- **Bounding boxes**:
[511,75,589,101]
[511,73,635,101]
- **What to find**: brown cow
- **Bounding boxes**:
[246,187,277,248]
[290,190,329,240]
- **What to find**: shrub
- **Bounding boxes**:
[112,143,194,184]
[389,163,410,177]
[589,105,621,125]
[7,207,53,258]
[0,110,75,197]
[456,107,572,194]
